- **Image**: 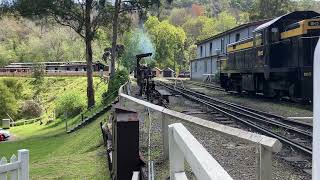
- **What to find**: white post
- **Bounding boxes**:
[162,113,169,160]
[18,149,29,180]
[169,124,185,179]
[313,39,320,180]
[259,145,272,180]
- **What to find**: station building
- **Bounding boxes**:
[190,19,268,81]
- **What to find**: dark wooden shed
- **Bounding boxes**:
[162,67,175,78]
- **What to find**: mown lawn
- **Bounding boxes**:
[0,113,110,179]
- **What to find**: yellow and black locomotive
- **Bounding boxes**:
[220,11,320,101]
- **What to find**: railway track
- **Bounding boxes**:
[157,81,313,157]
[172,79,226,92]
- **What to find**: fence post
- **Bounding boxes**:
[18,149,29,180]
[258,145,272,180]
[162,113,169,160]
[313,39,320,180]
[169,124,185,179]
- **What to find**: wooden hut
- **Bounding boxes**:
[162,67,175,78]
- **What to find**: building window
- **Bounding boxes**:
[209,43,213,55]
[194,62,198,72]
[54,68,58,71]
[83,67,87,71]
[236,33,240,42]
[204,60,208,73]
[221,38,225,53]
[200,46,203,57]
[66,67,70,71]
[75,68,78,71]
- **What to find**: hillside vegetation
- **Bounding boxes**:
[0,77,107,122]
[0,76,110,179]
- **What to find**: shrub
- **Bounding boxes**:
[102,69,129,105]
[1,78,23,99]
[0,83,17,119]
[20,100,42,119]
[55,91,86,118]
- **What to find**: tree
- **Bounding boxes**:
[109,0,173,77]
[11,0,114,108]
[145,16,186,70]
[168,8,191,26]
[249,0,294,20]
[0,83,17,120]
[120,29,155,71]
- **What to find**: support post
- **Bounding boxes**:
[18,149,29,180]
[169,125,185,179]
[313,38,320,180]
[162,113,169,160]
[258,145,272,180]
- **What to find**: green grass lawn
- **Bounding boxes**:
[0,76,111,179]
[0,113,110,179]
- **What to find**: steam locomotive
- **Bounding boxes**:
[220,11,320,101]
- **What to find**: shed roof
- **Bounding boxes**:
[152,67,162,71]
[163,67,175,72]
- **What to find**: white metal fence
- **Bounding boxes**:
[0,149,29,180]
[169,123,232,180]
[119,82,282,180]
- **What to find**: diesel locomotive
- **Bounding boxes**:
[220,11,320,101]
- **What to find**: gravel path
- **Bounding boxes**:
[122,84,311,180]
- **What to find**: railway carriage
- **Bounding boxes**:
[220,11,320,101]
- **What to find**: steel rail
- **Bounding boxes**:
[158,81,313,156]
[182,80,225,91]
[173,84,312,138]
[162,81,312,137]
[177,81,313,128]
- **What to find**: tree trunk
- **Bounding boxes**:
[85,0,95,108]
[110,0,121,77]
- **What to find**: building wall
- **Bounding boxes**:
[192,24,260,81]
[191,57,218,80]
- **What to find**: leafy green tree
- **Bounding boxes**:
[214,11,237,32]
[120,29,154,72]
[1,78,24,99]
[168,8,191,26]
[146,16,186,69]
[249,0,294,20]
[55,90,86,118]
[11,0,114,108]
[0,83,18,120]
